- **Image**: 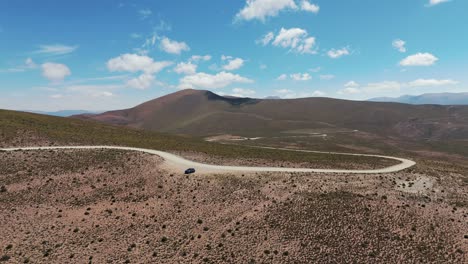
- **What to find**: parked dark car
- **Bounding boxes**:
[184,168,196,174]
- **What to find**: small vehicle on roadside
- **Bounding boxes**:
[184,168,196,174]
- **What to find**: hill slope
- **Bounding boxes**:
[74,89,468,140]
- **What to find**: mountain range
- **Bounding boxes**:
[369,92,468,105]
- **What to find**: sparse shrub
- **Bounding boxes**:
[161,236,167,242]
[0,255,10,261]
[0,186,6,193]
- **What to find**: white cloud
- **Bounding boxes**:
[41,63,71,82]
[139,9,152,19]
[191,55,212,62]
[290,73,311,81]
[178,71,254,89]
[260,64,267,70]
[338,87,361,95]
[400,52,438,66]
[174,62,197,75]
[300,1,319,13]
[407,79,459,87]
[231,88,256,97]
[327,47,350,59]
[258,32,275,46]
[309,67,321,72]
[25,58,37,69]
[319,74,335,80]
[126,73,155,89]
[392,39,406,53]
[222,57,245,71]
[311,90,325,96]
[263,27,316,54]
[427,0,450,6]
[338,78,459,98]
[107,53,172,74]
[344,81,360,88]
[276,89,293,94]
[66,85,120,98]
[160,37,190,55]
[235,0,297,22]
[276,74,288,81]
[35,44,78,55]
[275,89,324,98]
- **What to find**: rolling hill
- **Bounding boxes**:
[74,89,468,141]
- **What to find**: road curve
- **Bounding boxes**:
[0,146,416,174]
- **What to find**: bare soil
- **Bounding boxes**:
[1,149,467,263]
[171,150,400,170]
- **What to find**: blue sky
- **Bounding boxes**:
[1,0,467,111]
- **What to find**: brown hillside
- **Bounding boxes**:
[73,89,468,140]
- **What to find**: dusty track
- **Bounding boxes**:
[0,146,416,174]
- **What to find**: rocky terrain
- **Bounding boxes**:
[1,149,466,263]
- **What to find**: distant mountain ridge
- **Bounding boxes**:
[25,110,102,117]
[369,92,468,105]
[73,89,468,141]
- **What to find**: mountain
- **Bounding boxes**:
[369,92,468,105]
[73,89,468,140]
[25,110,101,117]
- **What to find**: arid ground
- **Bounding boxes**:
[1,148,467,263]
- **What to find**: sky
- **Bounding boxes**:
[1,0,467,111]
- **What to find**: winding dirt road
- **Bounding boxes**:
[1,146,416,174]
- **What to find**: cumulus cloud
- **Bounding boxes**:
[258,32,275,46]
[392,39,406,53]
[41,62,71,82]
[290,73,311,81]
[174,62,197,75]
[222,56,245,71]
[327,47,350,59]
[160,37,190,55]
[407,79,459,87]
[427,0,450,6]
[400,52,438,66]
[344,81,360,88]
[178,71,253,89]
[276,73,312,81]
[107,53,172,74]
[126,73,155,89]
[277,74,288,81]
[35,44,78,55]
[235,0,319,21]
[300,1,319,13]
[261,27,317,54]
[236,0,297,22]
[190,55,212,62]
